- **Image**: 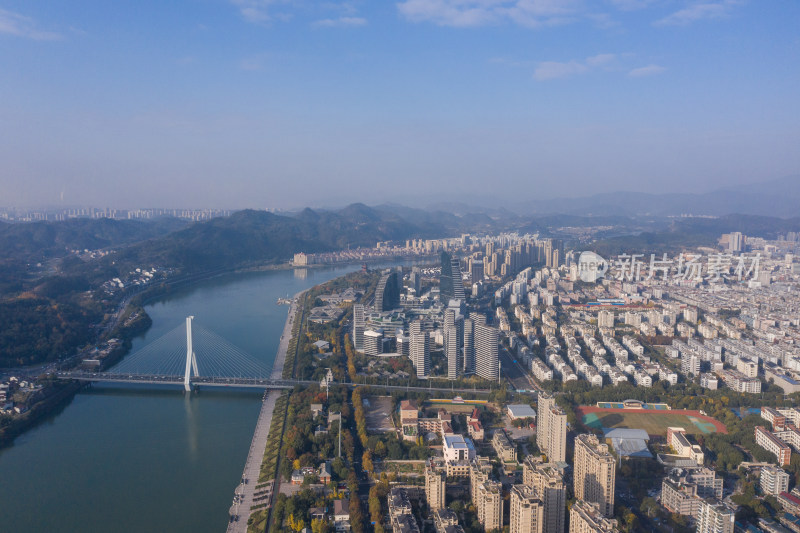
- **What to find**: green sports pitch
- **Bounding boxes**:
[577,407,726,436]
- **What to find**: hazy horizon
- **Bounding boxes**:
[1,1,798,209]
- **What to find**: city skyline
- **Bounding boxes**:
[1,1,798,209]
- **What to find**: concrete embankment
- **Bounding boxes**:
[226,291,304,533]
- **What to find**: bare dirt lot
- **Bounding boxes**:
[364,395,395,433]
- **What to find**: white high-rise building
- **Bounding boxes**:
[410,321,430,378]
[697,500,734,533]
[546,406,567,463]
[569,500,618,533]
[475,323,499,381]
[353,304,365,352]
[760,466,789,496]
[476,480,503,531]
[425,464,446,512]
[574,434,616,517]
[536,393,553,454]
[598,311,615,329]
[536,393,567,463]
[463,318,476,375]
[444,309,460,380]
[510,484,544,533]
[522,457,565,533]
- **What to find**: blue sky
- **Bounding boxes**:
[1,0,798,209]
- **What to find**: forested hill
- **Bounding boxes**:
[0,217,189,263]
[107,204,446,273]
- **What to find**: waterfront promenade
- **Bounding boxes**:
[226,292,302,533]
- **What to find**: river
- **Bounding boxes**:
[0,263,409,533]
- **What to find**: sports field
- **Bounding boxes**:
[576,406,727,436]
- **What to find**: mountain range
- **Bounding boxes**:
[515,175,800,217]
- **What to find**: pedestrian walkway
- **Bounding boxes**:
[225,291,304,533]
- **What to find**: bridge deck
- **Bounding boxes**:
[54,372,300,389]
[53,372,530,395]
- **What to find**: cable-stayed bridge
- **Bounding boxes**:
[57,317,291,391]
[55,316,530,396]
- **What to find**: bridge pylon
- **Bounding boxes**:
[184,316,199,392]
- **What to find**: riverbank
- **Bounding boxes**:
[0,381,84,447]
[227,291,306,533]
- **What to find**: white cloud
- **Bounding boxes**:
[533,53,616,80]
[232,0,365,26]
[239,55,267,71]
[396,0,580,28]
[586,53,616,66]
[312,16,367,27]
[655,0,743,26]
[230,0,296,24]
[489,56,535,68]
[628,64,666,76]
[607,0,658,10]
[0,8,60,40]
[534,60,588,80]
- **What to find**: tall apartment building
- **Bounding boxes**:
[574,434,616,517]
[375,270,400,311]
[661,476,703,518]
[492,429,516,462]
[536,393,566,463]
[597,311,615,329]
[536,393,554,454]
[388,487,421,533]
[681,351,701,376]
[476,480,503,531]
[444,309,460,381]
[475,323,499,381]
[432,508,460,533]
[660,468,722,519]
[409,268,421,294]
[547,406,567,463]
[352,304,365,352]
[522,456,566,533]
[440,251,466,303]
[469,457,493,502]
[569,500,619,533]
[425,464,446,512]
[509,484,544,533]
[696,500,734,533]
[463,318,476,375]
[363,330,383,356]
[469,258,485,283]
[760,466,790,496]
[410,321,430,378]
